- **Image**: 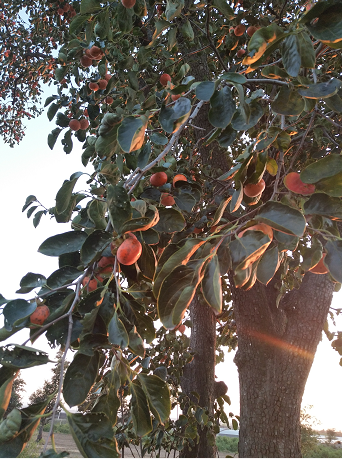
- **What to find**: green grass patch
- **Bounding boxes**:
[43,422,71,434]
[304,444,342,458]
[216,436,239,453]
[18,439,43,458]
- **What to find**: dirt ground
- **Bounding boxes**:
[41,433,235,458]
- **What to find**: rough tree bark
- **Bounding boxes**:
[231,272,334,457]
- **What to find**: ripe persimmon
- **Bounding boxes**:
[237,48,246,58]
[121,0,136,8]
[234,24,246,36]
[171,94,181,101]
[244,179,265,197]
[87,46,102,59]
[161,193,175,206]
[117,233,142,265]
[160,73,172,86]
[173,174,187,186]
[247,26,258,37]
[98,256,115,268]
[30,305,50,326]
[69,119,81,131]
[104,73,112,81]
[89,82,99,92]
[79,119,89,130]
[150,172,168,187]
[104,96,114,104]
[309,253,328,274]
[80,55,92,67]
[82,277,97,292]
[284,172,315,196]
[98,79,108,90]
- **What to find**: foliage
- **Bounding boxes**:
[300,405,320,457]
[216,435,239,453]
[43,422,71,434]
[17,439,43,458]
[303,444,342,458]
[4,372,26,417]
[0,0,342,456]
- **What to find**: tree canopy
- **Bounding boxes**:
[1,0,342,457]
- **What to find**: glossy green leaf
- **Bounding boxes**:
[233,265,252,289]
[281,34,301,77]
[297,31,316,69]
[302,3,342,43]
[3,300,36,331]
[153,239,206,299]
[157,259,205,329]
[150,132,168,145]
[229,231,271,271]
[230,185,243,213]
[174,192,197,212]
[210,197,232,227]
[80,0,101,14]
[325,240,342,283]
[147,19,170,48]
[137,243,157,281]
[261,65,288,80]
[220,72,247,84]
[16,272,46,294]
[128,329,145,357]
[325,93,342,112]
[195,81,216,101]
[63,352,100,407]
[38,231,87,257]
[0,372,18,419]
[304,193,342,220]
[108,312,129,349]
[118,115,147,153]
[271,87,304,115]
[67,412,119,458]
[159,97,191,133]
[80,230,112,266]
[41,266,80,294]
[255,201,306,236]
[87,200,107,230]
[212,0,235,19]
[256,246,279,285]
[120,206,159,233]
[298,79,342,99]
[0,345,49,369]
[217,125,237,148]
[231,102,264,131]
[315,171,342,197]
[69,14,91,34]
[301,154,342,183]
[244,23,285,65]
[209,87,236,129]
[152,207,186,233]
[202,255,222,313]
[137,142,151,169]
[130,381,153,436]
[274,230,299,252]
[107,185,132,235]
[137,373,171,423]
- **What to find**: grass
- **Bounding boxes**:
[43,422,71,434]
[304,444,342,458]
[216,436,239,453]
[18,439,43,458]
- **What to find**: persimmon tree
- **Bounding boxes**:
[1,0,342,457]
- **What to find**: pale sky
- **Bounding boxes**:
[0,86,341,431]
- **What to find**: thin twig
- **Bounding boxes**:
[287,111,316,172]
[316,109,342,129]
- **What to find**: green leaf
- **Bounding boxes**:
[3,300,36,331]
[153,239,206,299]
[137,142,151,169]
[48,127,62,150]
[297,31,316,69]
[158,259,205,329]
[150,132,168,146]
[80,0,101,14]
[69,14,91,34]
[159,97,192,134]
[165,0,184,21]
[56,172,83,214]
[47,103,58,121]
[0,345,49,369]
[302,3,342,44]
[230,185,244,213]
[233,265,252,289]
[212,0,235,19]
[118,116,147,153]
[152,207,186,233]
[274,230,299,252]
[0,372,18,419]
[128,329,145,357]
[231,101,264,131]
[120,206,159,233]
[16,272,46,294]
[195,81,216,101]
[137,243,157,281]
[229,231,271,271]
[202,255,222,313]
[137,374,171,423]
[217,125,237,148]
[304,193,342,220]
[42,266,81,293]
[67,412,119,458]
[174,192,196,212]
[325,93,342,112]
[255,201,306,236]
[107,185,132,235]
[256,246,280,285]
[298,79,342,99]
[281,34,301,77]
[80,230,112,266]
[63,352,100,407]
[210,197,232,227]
[221,72,247,84]
[244,23,285,65]
[108,312,129,349]
[87,200,107,230]
[38,231,87,257]
[146,18,170,48]
[22,195,37,212]
[271,87,304,115]
[315,171,342,197]
[33,210,46,228]
[209,87,236,129]
[261,65,288,80]
[325,240,342,283]
[130,381,153,436]
[301,154,342,184]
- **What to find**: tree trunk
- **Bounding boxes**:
[181,294,217,457]
[231,272,334,457]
